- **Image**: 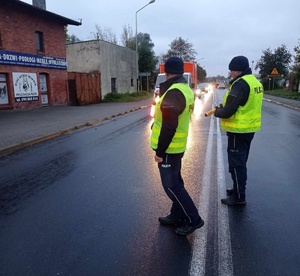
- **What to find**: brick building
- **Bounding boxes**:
[0,0,81,110]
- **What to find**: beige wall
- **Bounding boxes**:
[66,40,137,98]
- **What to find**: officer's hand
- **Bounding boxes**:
[215,103,223,110]
[154,154,163,163]
[214,104,222,117]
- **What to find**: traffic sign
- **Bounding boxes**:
[270,68,279,75]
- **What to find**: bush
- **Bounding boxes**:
[103,91,153,102]
[264,89,300,101]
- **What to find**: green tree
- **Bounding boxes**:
[120,25,158,84]
[65,27,81,43]
[137,33,158,91]
[197,65,207,82]
[163,37,197,62]
[64,26,70,42]
[137,33,157,73]
[256,45,292,79]
[120,26,157,73]
[292,39,300,68]
[290,39,300,91]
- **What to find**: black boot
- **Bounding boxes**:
[226,188,234,196]
[175,218,204,235]
[158,215,184,225]
[221,194,246,206]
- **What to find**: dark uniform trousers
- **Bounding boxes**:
[227,132,255,199]
[158,152,201,224]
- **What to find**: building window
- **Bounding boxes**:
[0,74,9,105]
[131,79,134,87]
[111,78,117,93]
[35,31,44,51]
[39,74,49,105]
[40,74,47,93]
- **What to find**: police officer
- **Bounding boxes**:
[150,56,204,235]
[214,56,263,205]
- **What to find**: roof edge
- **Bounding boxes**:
[10,0,82,26]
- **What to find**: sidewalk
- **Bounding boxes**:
[0,95,299,156]
[0,99,153,155]
[263,94,300,110]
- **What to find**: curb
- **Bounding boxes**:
[263,98,300,111]
[0,104,150,156]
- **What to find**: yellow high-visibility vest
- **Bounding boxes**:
[221,75,263,133]
[150,83,194,153]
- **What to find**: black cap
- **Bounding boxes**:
[229,56,249,72]
[164,56,184,75]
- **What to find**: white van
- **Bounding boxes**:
[153,72,193,97]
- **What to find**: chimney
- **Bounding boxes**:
[32,0,46,10]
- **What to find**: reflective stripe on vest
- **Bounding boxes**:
[221,75,263,133]
[150,83,194,153]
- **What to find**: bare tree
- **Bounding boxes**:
[120,24,135,49]
[90,24,118,44]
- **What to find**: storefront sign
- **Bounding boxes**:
[13,72,39,102]
[0,50,67,69]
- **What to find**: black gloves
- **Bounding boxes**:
[214,104,223,117]
[215,103,223,110]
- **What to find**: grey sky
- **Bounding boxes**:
[22,0,300,77]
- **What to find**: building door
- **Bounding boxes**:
[68,79,79,106]
[68,72,101,105]
[111,78,117,93]
[39,73,49,105]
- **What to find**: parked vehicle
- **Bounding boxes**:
[215,79,227,89]
[151,62,198,117]
[218,83,226,89]
[154,62,198,97]
[198,83,209,93]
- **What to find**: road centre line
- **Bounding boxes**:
[213,89,234,275]
[189,106,233,275]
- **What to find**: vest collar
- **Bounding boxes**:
[160,75,187,96]
[229,68,252,84]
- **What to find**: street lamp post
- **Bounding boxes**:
[135,0,155,92]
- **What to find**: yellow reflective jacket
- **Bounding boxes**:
[221,75,263,133]
[150,83,194,153]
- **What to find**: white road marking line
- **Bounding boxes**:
[217,118,234,276]
[190,110,234,276]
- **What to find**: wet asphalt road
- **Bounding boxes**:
[227,96,300,276]
[0,90,300,276]
[0,101,209,276]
